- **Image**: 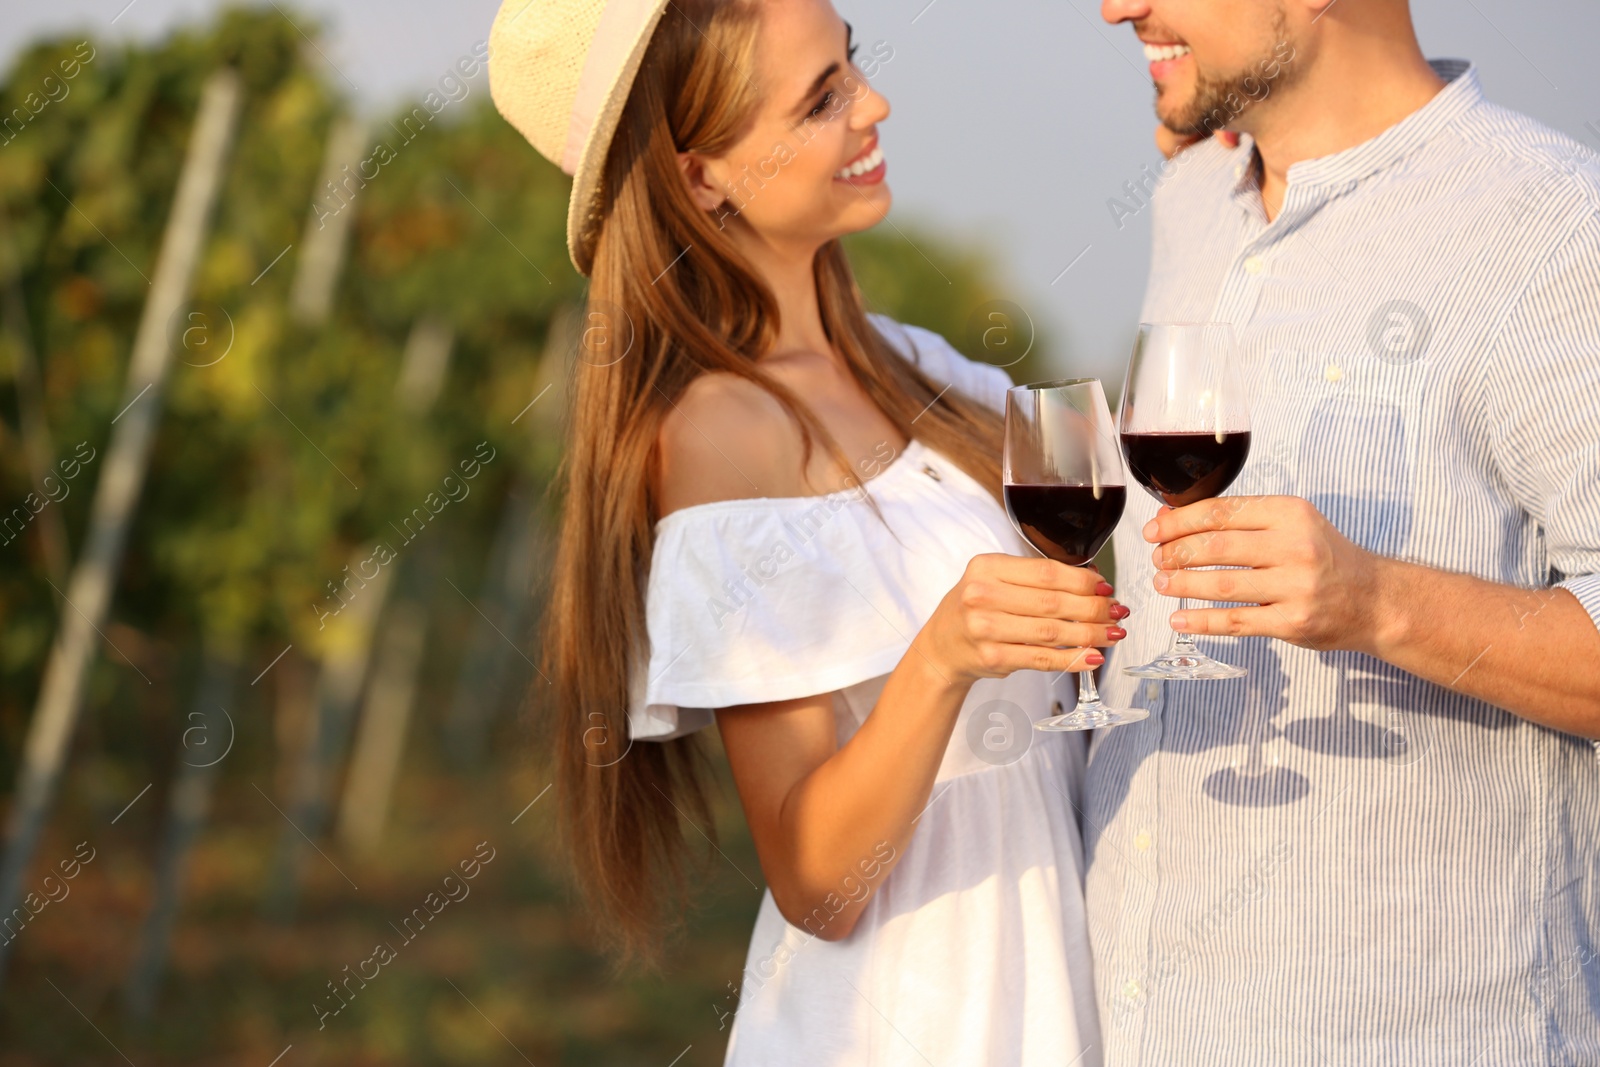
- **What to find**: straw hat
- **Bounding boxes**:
[488,0,673,275]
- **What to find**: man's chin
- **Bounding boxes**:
[1155,104,1201,138]
[1154,89,1194,133]
[1156,98,1223,139]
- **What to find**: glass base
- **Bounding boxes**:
[1035,701,1150,732]
[1122,648,1247,681]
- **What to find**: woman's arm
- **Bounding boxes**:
[717,554,1122,941]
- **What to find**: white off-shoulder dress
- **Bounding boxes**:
[631,317,1101,1067]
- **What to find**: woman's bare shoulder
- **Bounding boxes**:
[655,371,811,516]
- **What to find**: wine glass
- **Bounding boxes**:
[1004,379,1148,731]
[1118,322,1252,681]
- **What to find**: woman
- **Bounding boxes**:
[488,0,1126,1061]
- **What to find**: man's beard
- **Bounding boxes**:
[1160,13,1298,136]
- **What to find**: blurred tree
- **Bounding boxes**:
[846,226,1055,386]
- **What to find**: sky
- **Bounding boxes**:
[4,0,1598,383]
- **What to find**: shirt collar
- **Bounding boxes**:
[1231,58,1480,203]
[1293,59,1478,187]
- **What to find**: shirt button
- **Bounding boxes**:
[1134,829,1153,852]
[1122,979,1143,999]
[1324,364,1344,383]
[1243,255,1265,275]
[1234,164,1244,179]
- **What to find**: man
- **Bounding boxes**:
[1088,0,1600,1063]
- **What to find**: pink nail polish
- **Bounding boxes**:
[1107,627,1127,641]
[1086,652,1105,666]
[1095,581,1115,597]
[1111,604,1131,620]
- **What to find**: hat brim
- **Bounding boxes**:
[565,0,672,276]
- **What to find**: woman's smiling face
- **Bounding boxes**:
[680,0,892,255]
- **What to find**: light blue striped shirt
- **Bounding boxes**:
[1088,60,1600,1065]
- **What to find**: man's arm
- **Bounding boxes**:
[1148,210,1600,735]
[1143,496,1600,736]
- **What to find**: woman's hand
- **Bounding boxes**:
[914,554,1128,685]
[1156,125,1239,160]
[721,555,1126,940]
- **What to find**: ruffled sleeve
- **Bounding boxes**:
[630,487,950,741]
[868,313,1015,416]
[629,318,1016,743]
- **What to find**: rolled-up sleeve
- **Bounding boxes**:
[1560,573,1600,626]
[1484,211,1600,632]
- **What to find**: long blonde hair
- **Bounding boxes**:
[540,0,1003,963]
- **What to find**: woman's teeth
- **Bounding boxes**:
[835,145,884,179]
[1143,43,1192,62]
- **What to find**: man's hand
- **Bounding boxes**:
[1145,493,1600,731]
[1144,495,1386,654]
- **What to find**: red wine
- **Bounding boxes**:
[1120,431,1251,507]
[1003,483,1126,566]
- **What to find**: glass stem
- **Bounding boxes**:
[1171,596,1199,656]
[1078,659,1102,708]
